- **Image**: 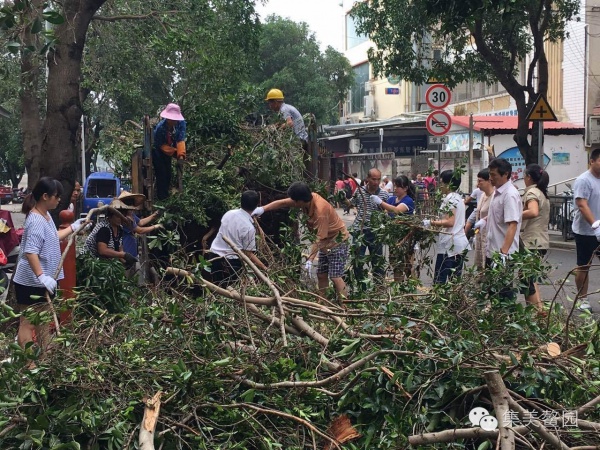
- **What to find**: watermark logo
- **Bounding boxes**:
[468,407,578,430]
[468,407,498,431]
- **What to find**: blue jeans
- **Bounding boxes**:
[352,229,385,285]
[434,253,464,284]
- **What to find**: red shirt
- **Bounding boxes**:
[348,179,358,194]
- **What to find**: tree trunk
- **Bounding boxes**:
[19,0,44,189]
[42,0,107,212]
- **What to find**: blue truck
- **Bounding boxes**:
[82,172,121,216]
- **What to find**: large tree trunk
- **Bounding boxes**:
[20,0,44,188]
[42,0,107,212]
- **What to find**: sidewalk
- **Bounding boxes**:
[548,231,576,250]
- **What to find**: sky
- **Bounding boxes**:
[254,0,345,51]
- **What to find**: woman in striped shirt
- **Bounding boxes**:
[13,177,86,351]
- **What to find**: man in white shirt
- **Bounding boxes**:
[209,190,266,287]
[485,158,522,299]
[571,148,600,310]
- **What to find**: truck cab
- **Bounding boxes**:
[82,172,121,216]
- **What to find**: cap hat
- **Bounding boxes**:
[160,103,185,121]
[118,190,145,208]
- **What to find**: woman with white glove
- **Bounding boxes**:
[12,177,89,352]
[464,169,494,270]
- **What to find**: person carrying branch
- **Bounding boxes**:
[209,190,267,287]
[153,103,187,200]
[253,182,349,301]
[13,177,88,351]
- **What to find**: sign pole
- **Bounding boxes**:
[468,113,474,193]
[379,128,384,153]
[538,121,544,166]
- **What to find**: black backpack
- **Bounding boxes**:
[343,182,353,199]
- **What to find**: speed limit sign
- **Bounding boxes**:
[425,84,451,109]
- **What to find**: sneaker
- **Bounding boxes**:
[578,299,592,311]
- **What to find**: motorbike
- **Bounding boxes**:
[11,188,26,204]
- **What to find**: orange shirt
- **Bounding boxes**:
[305,193,349,250]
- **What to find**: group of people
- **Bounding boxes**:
[209,149,600,313]
[13,178,162,352]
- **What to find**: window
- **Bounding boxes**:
[350,63,370,114]
[346,14,368,50]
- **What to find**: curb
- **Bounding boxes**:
[549,240,576,251]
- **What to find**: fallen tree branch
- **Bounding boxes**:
[139,391,162,449]
[234,350,417,390]
[200,402,341,450]
[506,395,570,450]
[408,425,530,445]
[484,371,515,450]
[222,235,287,346]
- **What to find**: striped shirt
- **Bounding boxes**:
[13,212,64,287]
[350,186,390,230]
[84,219,124,257]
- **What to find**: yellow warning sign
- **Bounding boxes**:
[526,94,557,121]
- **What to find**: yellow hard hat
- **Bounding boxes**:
[265,88,284,101]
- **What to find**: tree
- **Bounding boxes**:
[351,0,580,165]
[252,15,354,125]
[0,0,263,213]
[0,53,25,187]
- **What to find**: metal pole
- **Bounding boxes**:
[379,128,383,153]
[538,121,544,166]
[468,113,474,193]
[80,115,86,182]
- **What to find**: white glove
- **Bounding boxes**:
[370,195,383,206]
[422,219,431,228]
[595,227,600,242]
[500,252,509,266]
[474,218,487,230]
[304,260,315,279]
[70,218,90,232]
[38,274,57,294]
[592,220,600,229]
[252,207,264,217]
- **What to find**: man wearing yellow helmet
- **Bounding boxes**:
[265,89,308,146]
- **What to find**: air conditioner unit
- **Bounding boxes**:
[364,81,373,93]
[349,139,361,154]
[364,95,374,118]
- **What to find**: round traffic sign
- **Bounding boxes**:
[426,110,452,136]
[425,84,451,109]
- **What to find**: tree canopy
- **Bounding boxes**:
[252,15,354,126]
[351,0,581,164]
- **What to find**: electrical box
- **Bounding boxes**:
[588,116,600,145]
[364,96,374,118]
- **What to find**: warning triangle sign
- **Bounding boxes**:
[526,94,557,121]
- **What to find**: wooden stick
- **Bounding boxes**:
[221,235,287,346]
[484,371,515,450]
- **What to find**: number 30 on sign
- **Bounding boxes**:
[425,84,452,109]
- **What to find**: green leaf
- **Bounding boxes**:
[334,338,361,357]
[30,18,42,34]
[42,11,65,25]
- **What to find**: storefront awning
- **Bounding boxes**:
[318,133,355,141]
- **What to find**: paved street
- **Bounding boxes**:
[336,208,600,314]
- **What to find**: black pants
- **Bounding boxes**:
[353,229,385,286]
[210,256,243,288]
[153,149,173,201]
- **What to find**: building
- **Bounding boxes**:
[320,0,593,189]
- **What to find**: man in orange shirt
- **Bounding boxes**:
[253,182,349,300]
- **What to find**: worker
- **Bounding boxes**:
[265,89,308,149]
[153,103,187,200]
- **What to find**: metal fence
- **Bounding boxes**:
[548,194,574,241]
